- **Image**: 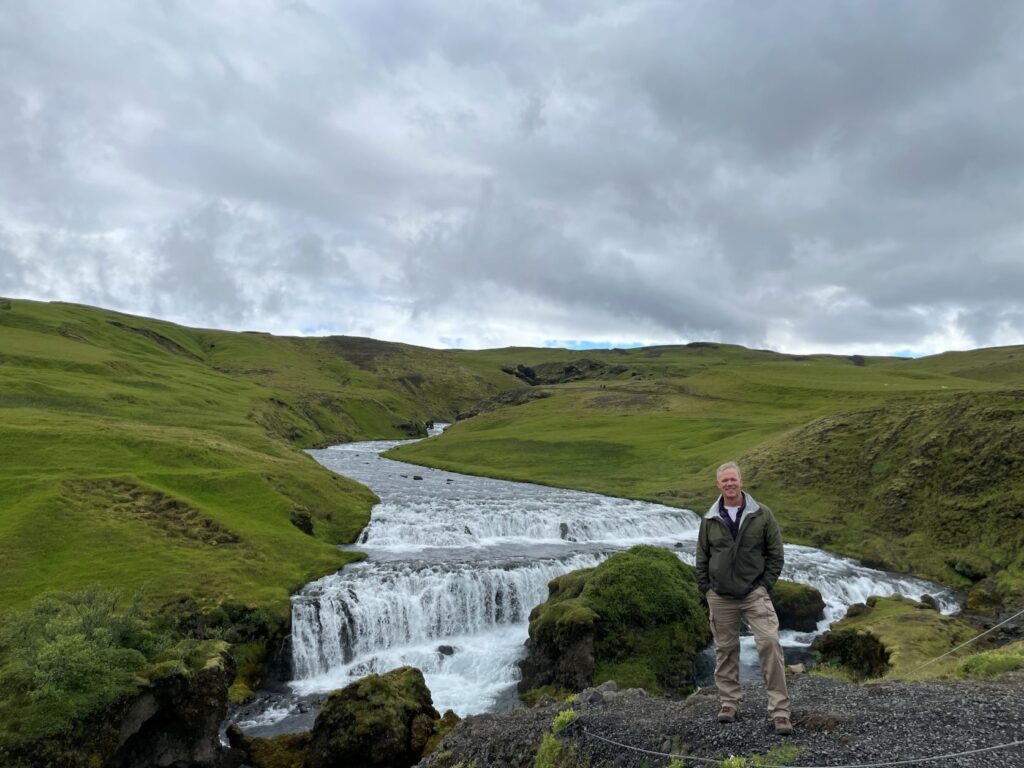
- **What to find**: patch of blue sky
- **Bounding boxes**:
[301,325,340,335]
[543,339,647,351]
[891,348,925,359]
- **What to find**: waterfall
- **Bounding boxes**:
[229,437,961,734]
[291,554,605,680]
[356,496,697,549]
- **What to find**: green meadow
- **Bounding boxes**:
[389,344,1024,612]
[0,299,510,747]
[2,297,1023,751]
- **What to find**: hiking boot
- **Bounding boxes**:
[773,716,793,735]
[717,705,737,723]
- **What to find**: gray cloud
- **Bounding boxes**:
[2,0,1024,353]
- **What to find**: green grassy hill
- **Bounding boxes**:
[3,298,1023,753]
[0,299,522,616]
[389,344,1024,612]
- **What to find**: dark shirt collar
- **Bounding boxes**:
[718,492,747,515]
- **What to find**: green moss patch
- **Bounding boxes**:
[955,639,1024,679]
[522,545,711,696]
[813,595,978,680]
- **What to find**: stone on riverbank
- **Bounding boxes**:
[770,579,826,631]
[305,666,440,768]
[517,545,711,699]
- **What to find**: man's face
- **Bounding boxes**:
[717,468,743,504]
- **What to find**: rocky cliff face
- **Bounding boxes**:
[4,641,234,768]
[107,643,234,768]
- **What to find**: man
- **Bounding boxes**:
[695,461,792,735]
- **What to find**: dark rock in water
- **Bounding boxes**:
[517,545,711,699]
[413,475,424,481]
[558,522,570,540]
[437,645,456,656]
[306,666,439,768]
[770,579,826,632]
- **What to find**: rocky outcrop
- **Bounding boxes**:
[770,579,826,631]
[107,642,235,768]
[305,666,441,768]
[456,387,552,420]
[501,359,629,386]
[5,641,235,768]
[517,545,711,699]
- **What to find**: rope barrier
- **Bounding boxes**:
[580,726,1024,767]
[903,605,1024,677]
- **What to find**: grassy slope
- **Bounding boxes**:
[3,299,1023,745]
[389,344,1024,610]
[0,299,517,617]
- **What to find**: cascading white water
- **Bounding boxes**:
[356,496,694,548]
[230,432,960,735]
[291,554,605,680]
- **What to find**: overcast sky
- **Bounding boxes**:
[2,1,1023,355]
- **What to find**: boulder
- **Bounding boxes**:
[518,545,711,699]
[812,626,890,680]
[305,666,440,768]
[225,725,310,768]
[770,579,826,632]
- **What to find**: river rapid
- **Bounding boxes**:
[231,431,959,736]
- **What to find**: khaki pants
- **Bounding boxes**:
[706,586,791,718]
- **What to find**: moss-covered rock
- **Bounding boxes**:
[812,595,977,680]
[812,626,891,680]
[305,666,440,768]
[1,640,234,768]
[518,545,711,698]
[225,725,311,768]
[770,579,826,632]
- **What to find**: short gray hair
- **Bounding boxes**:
[716,461,742,480]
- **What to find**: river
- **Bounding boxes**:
[230,431,959,735]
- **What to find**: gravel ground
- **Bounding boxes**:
[418,674,1024,768]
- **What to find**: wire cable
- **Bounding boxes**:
[580,726,1024,767]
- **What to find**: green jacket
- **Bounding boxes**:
[695,493,784,598]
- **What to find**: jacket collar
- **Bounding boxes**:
[704,492,761,520]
